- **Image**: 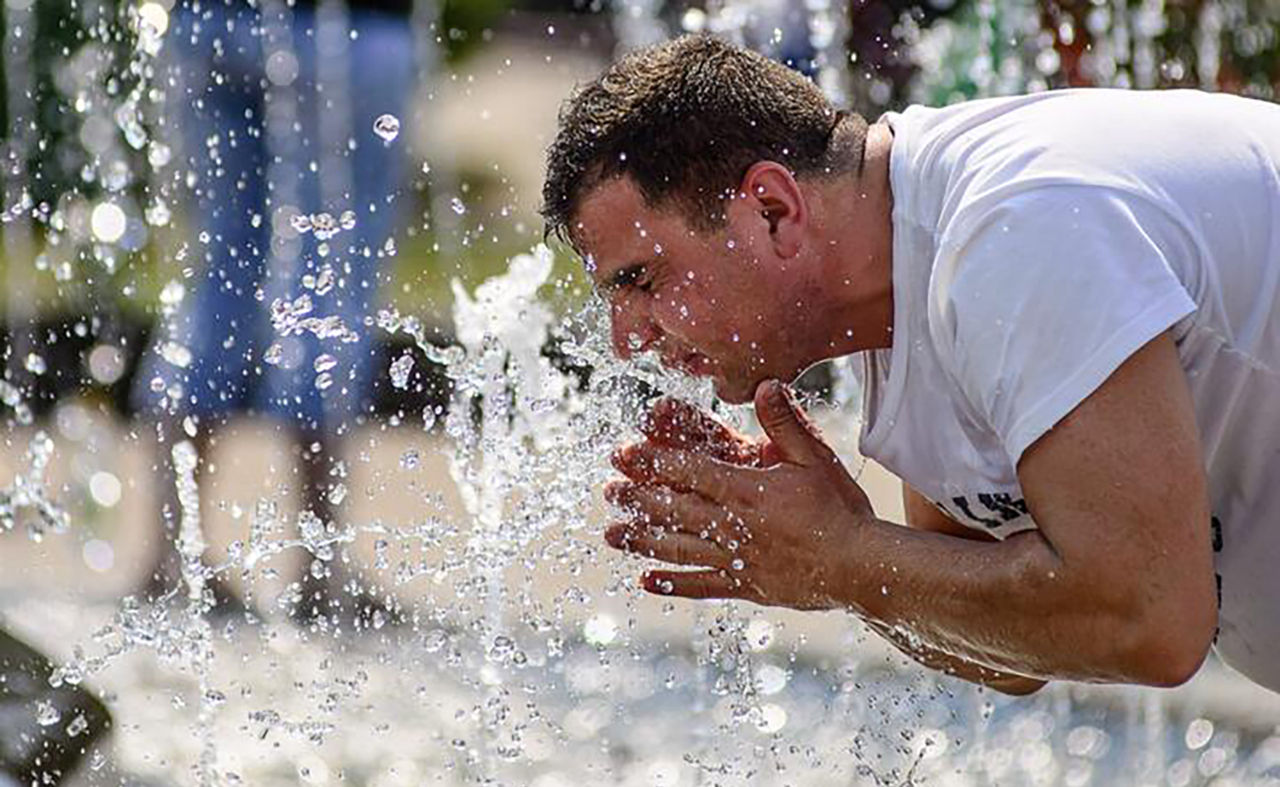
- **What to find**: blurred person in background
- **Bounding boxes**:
[134,0,417,624]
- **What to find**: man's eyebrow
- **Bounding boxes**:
[598,259,655,294]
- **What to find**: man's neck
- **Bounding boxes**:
[819,119,896,358]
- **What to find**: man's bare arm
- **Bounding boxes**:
[861,486,1046,695]
[828,332,1216,685]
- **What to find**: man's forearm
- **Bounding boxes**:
[865,619,1046,695]
[831,517,1185,685]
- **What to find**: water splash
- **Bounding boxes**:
[0,431,70,541]
[171,439,221,784]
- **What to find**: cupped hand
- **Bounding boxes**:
[604,380,875,610]
[632,395,775,467]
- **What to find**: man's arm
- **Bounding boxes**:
[861,485,1046,695]
[609,332,1218,686]
[619,398,1044,693]
[831,332,1217,684]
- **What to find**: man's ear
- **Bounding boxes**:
[735,161,807,259]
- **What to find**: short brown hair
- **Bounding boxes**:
[541,34,868,244]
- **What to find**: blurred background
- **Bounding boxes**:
[0,0,1278,785]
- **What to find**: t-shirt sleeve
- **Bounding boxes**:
[928,186,1198,464]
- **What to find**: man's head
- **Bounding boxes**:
[542,35,874,403]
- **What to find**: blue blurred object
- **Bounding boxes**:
[136,0,415,432]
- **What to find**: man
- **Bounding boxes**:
[540,35,1280,695]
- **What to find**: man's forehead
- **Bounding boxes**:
[572,178,663,274]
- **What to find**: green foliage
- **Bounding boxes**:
[907,0,1280,103]
[439,0,511,63]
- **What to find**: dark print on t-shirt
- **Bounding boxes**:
[938,493,1031,531]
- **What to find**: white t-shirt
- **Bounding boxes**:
[856,89,1280,691]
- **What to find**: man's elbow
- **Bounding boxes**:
[1121,596,1217,688]
[990,675,1048,696]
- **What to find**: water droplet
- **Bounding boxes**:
[263,343,284,366]
[312,265,336,296]
[147,140,172,168]
[24,353,46,375]
[311,212,337,240]
[314,372,334,390]
[159,279,186,306]
[372,113,401,142]
[400,449,420,470]
[487,634,515,662]
[290,213,313,234]
[314,353,338,373]
[423,629,447,652]
[145,198,171,227]
[450,197,466,215]
[35,700,60,726]
[160,342,192,368]
[389,353,414,389]
[529,398,557,413]
[1186,718,1214,750]
[339,210,356,230]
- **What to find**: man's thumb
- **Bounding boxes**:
[753,380,828,466]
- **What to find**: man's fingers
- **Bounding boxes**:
[752,380,838,468]
[642,398,759,465]
[615,444,756,504]
[642,397,724,447]
[606,481,745,542]
[641,569,743,599]
[604,524,732,569]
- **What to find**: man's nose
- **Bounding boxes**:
[610,300,660,360]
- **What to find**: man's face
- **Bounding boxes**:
[573,177,809,403]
